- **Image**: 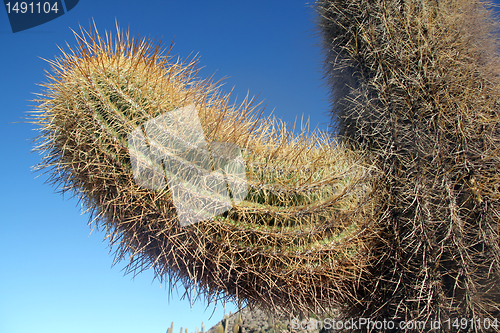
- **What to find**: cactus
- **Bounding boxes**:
[30,23,379,316]
[232,322,240,333]
[164,322,206,333]
[318,0,500,326]
[267,314,272,328]
[216,322,224,333]
[222,314,229,333]
[29,0,500,328]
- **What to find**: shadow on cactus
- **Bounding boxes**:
[29,22,382,316]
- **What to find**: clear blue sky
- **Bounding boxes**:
[2,1,500,333]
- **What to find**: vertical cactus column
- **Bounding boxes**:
[317,0,500,325]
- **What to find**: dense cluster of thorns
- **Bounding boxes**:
[317,0,500,329]
[30,0,500,330]
[30,22,381,316]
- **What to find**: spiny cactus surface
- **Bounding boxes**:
[30,24,380,316]
[318,0,500,327]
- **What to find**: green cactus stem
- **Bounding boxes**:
[30,24,381,316]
